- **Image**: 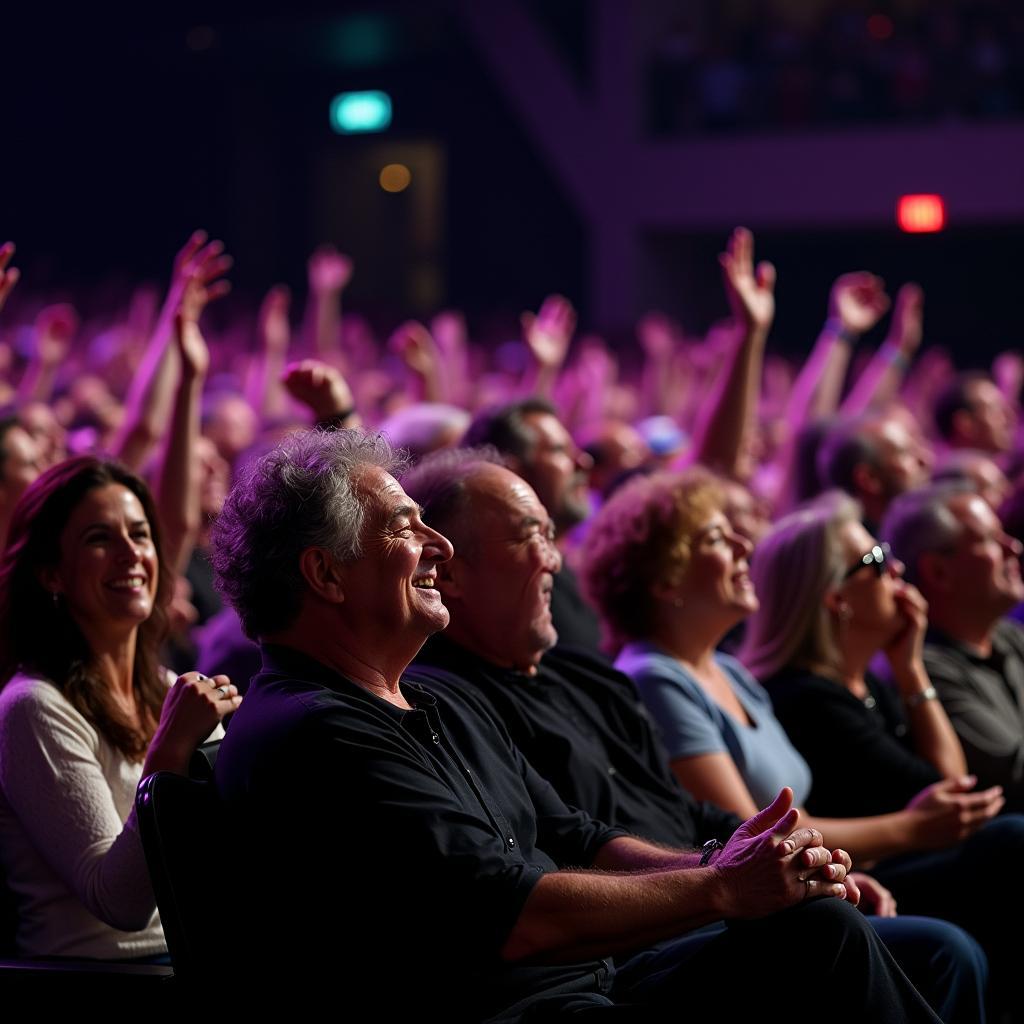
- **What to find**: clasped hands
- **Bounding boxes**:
[709,787,857,919]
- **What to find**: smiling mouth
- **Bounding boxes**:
[411,577,436,589]
[107,575,147,590]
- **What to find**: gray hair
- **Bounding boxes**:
[211,429,407,639]
[739,491,860,682]
[880,482,971,588]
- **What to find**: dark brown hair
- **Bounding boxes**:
[0,456,172,760]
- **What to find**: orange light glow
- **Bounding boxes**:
[897,194,945,233]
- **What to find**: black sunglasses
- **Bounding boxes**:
[841,542,891,582]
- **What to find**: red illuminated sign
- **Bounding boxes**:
[897,194,945,233]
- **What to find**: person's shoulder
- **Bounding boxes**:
[615,642,687,684]
[0,673,72,718]
[715,653,770,704]
[994,617,1024,652]
[0,673,96,745]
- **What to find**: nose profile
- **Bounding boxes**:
[422,524,454,563]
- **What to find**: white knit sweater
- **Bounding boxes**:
[0,674,165,958]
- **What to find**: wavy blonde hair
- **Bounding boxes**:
[739,491,860,682]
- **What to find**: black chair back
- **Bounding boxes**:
[136,766,231,980]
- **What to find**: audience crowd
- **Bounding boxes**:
[0,222,1023,1019]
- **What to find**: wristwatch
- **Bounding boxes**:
[699,838,723,866]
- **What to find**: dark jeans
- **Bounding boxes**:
[873,814,1024,1021]
[515,899,941,1022]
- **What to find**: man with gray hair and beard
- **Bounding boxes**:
[883,481,1024,812]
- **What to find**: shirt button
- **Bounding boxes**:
[431,732,440,744]
[507,836,516,848]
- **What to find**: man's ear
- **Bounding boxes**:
[298,547,346,604]
[437,555,464,600]
[918,551,952,595]
[851,461,882,498]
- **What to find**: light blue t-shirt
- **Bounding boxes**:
[616,642,812,809]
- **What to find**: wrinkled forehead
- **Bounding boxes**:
[468,463,550,528]
[352,465,414,517]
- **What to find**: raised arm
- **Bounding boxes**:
[17,303,78,405]
[389,320,445,403]
[687,227,774,479]
[245,284,292,421]
[111,231,231,470]
[520,294,576,398]
[842,284,923,416]
[154,265,228,574]
[304,245,352,358]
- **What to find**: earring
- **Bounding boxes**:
[51,591,60,608]
[837,604,853,622]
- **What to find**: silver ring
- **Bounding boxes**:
[215,685,229,699]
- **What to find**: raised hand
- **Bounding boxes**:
[522,294,577,370]
[33,303,79,367]
[905,776,1004,848]
[883,579,929,682]
[0,242,19,313]
[282,358,356,423]
[308,245,353,295]
[147,671,242,773]
[710,788,848,918]
[829,272,890,335]
[887,283,924,354]
[259,285,292,354]
[719,227,775,334]
[389,320,441,379]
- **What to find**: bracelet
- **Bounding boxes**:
[824,317,859,345]
[905,686,937,709]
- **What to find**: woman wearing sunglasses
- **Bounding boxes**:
[741,492,996,828]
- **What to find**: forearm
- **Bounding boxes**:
[592,834,700,872]
[801,811,917,865]
[111,315,180,471]
[895,666,967,777]
[501,862,723,963]
[16,359,59,405]
[841,344,907,416]
[787,326,853,432]
[155,369,203,574]
[690,326,766,477]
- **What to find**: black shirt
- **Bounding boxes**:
[766,667,941,817]
[215,644,624,1020]
[550,564,605,656]
[411,635,742,849]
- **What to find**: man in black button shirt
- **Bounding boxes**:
[211,429,936,1020]
[403,448,986,1022]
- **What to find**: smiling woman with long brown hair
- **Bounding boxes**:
[0,455,240,959]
